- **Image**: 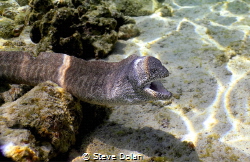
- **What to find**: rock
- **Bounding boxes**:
[28,0,140,59]
[0,81,82,161]
[2,39,27,51]
[29,0,53,13]
[0,84,33,105]
[27,0,53,23]
[113,0,163,16]
[0,17,15,38]
[15,0,30,6]
[0,16,26,38]
[118,24,140,40]
[12,24,25,37]
[1,143,39,162]
[14,9,28,25]
[0,1,28,38]
[2,7,19,20]
[0,1,19,15]
[155,5,173,17]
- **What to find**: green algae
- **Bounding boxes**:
[27,0,139,59]
[113,0,163,16]
[0,1,18,15]
[15,0,29,6]
[2,7,18,20]
[14,11,26,24]
[0,17,15,38]
[0,81,82,161]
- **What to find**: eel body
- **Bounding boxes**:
[0,51,172,105]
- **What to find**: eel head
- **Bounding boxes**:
[130,55,172,101]
[113,55,172,104]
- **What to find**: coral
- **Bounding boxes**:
[0,81,82,161]
[28,0,139,59]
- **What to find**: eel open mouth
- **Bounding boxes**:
[144,80,172,99]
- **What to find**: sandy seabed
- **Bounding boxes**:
[85,0,250,161]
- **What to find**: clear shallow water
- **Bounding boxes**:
[106,0,250,161]
[0,0,250,161]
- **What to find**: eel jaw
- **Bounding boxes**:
[144,80,172,100]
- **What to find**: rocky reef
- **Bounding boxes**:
[0,0,173,58]
[0,81,82,161]
[0,0,172,161]
[0,0,27,38]
[114,0,166,16]
[0,84,33,105]
[28,0,140,59]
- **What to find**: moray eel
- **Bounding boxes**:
[0,51,172,105]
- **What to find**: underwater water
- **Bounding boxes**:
[0,0,250,161]
[105,0,250,161]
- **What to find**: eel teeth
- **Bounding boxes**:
[144,80,172,99]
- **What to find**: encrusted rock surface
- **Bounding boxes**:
[0,0,142,58]
[0,84,33,105]
[113,0,164,16]
[0,81,82,161]
[0,0,28,38]
[0,17,16,38]
[28,0,139,59]
[118,24,140,40]
[15,0,30,6]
